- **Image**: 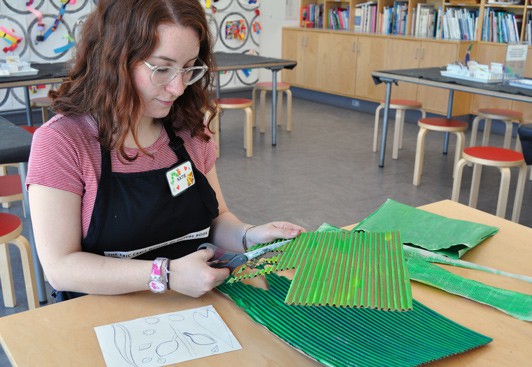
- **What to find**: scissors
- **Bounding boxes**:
[198,239,292,272]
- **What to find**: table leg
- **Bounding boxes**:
[271,69,278,146]
[379,79,394,167]
[23,87,34,127]
[18,162,47,304]
[443,89,455,155]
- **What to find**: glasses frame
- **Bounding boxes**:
[143,60,208,86]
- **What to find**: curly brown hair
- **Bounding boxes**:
[50,0,216,161]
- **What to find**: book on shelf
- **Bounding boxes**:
[300,3,324,28]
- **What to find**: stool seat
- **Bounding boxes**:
[0,174,23,199]
[463,146,524,165]
[20,125,39,134]
[387,99,423,109]
[217,98,253,108]
[373,99,425,160]
[254,82,291,91]
[477,108,523,120]
[0,213,39,309]
[213,98,254,157]
[252,82,293,133]
[418,117,468,131]
[413,117,467,186]
[452,146,527,222]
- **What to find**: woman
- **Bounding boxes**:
[27,0,303,301]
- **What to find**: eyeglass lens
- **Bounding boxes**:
[151,66,205,86]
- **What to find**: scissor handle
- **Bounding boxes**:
[197,243,248,272]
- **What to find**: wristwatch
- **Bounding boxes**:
[148,257,168,293]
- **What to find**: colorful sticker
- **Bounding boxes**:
[166,161,195,197]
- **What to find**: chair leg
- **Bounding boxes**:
[41,106,49,123]
[1,165,9,209]
[451,158,467,202]
[503,120,513,149]
[260,90,267,134]
[0,243,16,307]
[413,127,428,186]
[285,89,292,132]
[453,131,465,178]
[470,115,481,147]
[373,105,383,153]
[244,107,253,157]
[392,109,403,160]
[251,87,258,128]
[277,90,283,126]
[469,164,483,208]
[482,118,492,146]
[496,167,511,218]
[511,163,528,223]
[10,236,38,309]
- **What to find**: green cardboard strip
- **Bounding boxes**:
[218,273,492,367]
[230,231,413,310]
[354,199,499,258]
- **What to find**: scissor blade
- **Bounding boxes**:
[244,239,292,261]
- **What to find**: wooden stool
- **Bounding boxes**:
[251,82,292,133]
[470,108,523,150]
[30,96,52,123]
[452,147,527,222]
[0,174,24,214]
[373,99,425,159]
[213,98,253,158]
[0,213,39,309]
[413,117,468,186]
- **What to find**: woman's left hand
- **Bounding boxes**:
[245,221,305,248]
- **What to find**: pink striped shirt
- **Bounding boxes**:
[27,114,217,237]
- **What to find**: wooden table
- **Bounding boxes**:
[0,200,530,366]
[371,67,532,167]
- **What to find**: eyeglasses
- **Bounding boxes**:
[143,60,208,86]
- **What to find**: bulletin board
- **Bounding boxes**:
[0,0,261,113]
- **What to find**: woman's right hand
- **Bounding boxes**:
[169,248,230,298]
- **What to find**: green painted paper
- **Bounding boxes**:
[353,199,499,258]
[218,274,492,367]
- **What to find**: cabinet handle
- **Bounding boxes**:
[420,48,425,60]
[352,41,357,53]
[414,48,419,60]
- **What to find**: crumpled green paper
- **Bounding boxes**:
[353,199,499,258]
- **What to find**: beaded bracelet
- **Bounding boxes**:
[242,225,256,251]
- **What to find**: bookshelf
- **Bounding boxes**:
[299,0,532,45]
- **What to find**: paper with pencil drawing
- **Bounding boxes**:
[94,305,241,366]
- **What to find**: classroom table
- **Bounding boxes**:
[0,200,530,367]
[371,67,532,167]
[0,52,297,145]
[0,116,46,303]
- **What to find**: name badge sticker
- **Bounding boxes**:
[166,161,195,197]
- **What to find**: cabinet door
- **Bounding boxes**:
[281,30,319,88]
[355,36,386,101]
[418,41,468,115]
[471,43,513,112]
[317,33,357,96]
[384,39,420,101]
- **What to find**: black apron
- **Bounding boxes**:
[54,122,219,301]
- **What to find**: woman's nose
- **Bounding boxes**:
[165,73,186,96]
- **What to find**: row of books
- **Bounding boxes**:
[481,9,521,43]
[439,8,479,40]
[329,7,350,30]
[380,1,408,35]
[526,12,532,45]
[354,2,378,33]
[300,4,324,28]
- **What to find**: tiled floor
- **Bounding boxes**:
[0,93,530,365]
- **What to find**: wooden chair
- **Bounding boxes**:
[0,174,24,215]
[213,98,253,158]
[0,213,39,309]
[413,117,468,186]
[30,96,52,124]
[470,108,523,150]
[452,146,527,222]
[251,82,292,133]
[373,99,425,159]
